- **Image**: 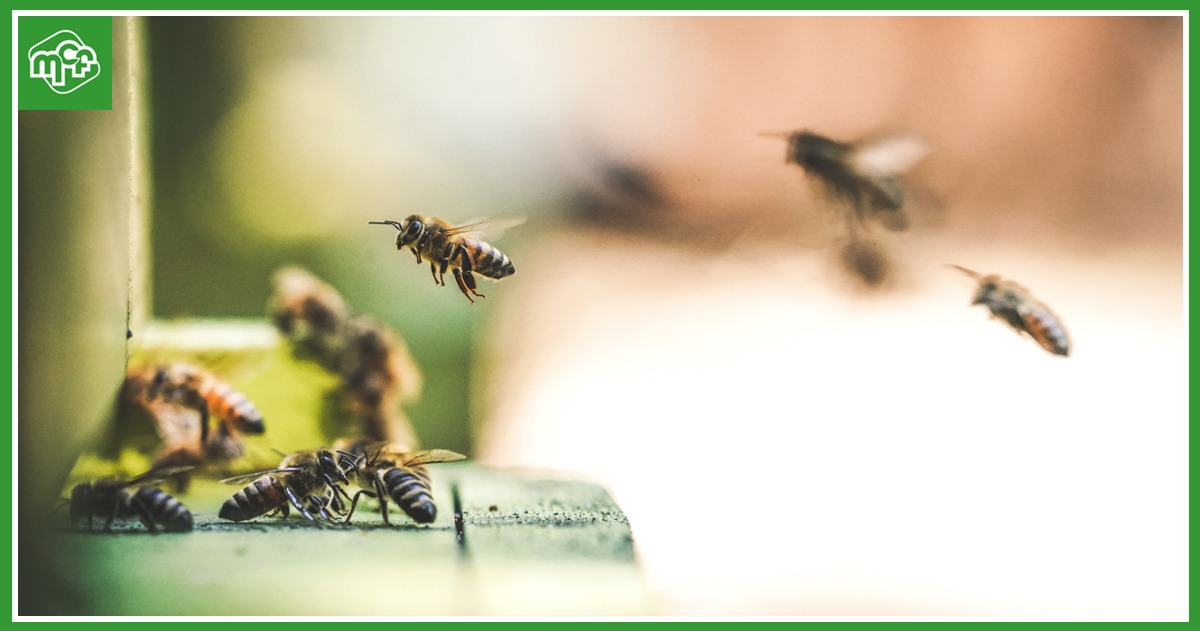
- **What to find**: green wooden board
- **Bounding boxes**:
[46,463,655,616]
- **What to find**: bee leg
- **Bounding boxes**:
[451,270,475,303]
[411,247,423,264]
[438,259,451,287]
[374,479,391,525]
[198,401,210,449]
[454,245,485,301]
[430,261,441,286]
[312,496,334,521]
[284,487,315,521]
[130,496,160,535]
[345,491,362,527]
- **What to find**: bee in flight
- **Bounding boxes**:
[218,449,352,523]
[58,467,194,533]
[335,440,466,525]
[767,130,929,233]
[370,215,519,304]
[951,265,1071,357]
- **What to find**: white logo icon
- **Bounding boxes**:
[28,30,102,95]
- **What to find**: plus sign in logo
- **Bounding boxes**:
[29,30,102,94]
[19,16,112,111]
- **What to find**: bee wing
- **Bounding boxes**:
[125,466,196,487]
[402,449,468,466]
[219,468,303,485]
[849,135,929,179]
[444,216,527,240]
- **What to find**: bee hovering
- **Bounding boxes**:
[218,449,352,523]
[951,265,1071,357]
[767,130,929,233]
[59,467,195,533]
[335,440,466,525]
[370,215,520,304]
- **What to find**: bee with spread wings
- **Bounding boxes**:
[335,440,466,525]
[772,130,930,233]
[370,215,522,303]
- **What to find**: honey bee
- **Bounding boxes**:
[269,266,352,371]
[218,449,351,522]
[127,362,266,450]
[770,130,929,232]
[121,362,267,480]
[952,265,1071,357]
[268,267,422,445]
[335,440,466,525]
[370,215,519,303]
[60,467,194,533]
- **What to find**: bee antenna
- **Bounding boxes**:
[369,221,403,231]
[756,131,792,140]
[948,264,983,280]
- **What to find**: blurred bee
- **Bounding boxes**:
[951,265,1071,357]
[768,130,929,232]
[126,362,266,451]
[269,267,352,371]
[268,267,422,445]
[122,362,267,480]
[218,449,351,523]
[59,467,194,533]
[335,440,466,525]
[370,215,520,304]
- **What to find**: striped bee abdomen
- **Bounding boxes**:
[1021,304,1071,357]
[463,238,515,280]
[219,477,282,522]
[382,466,437,523]
[204,381,265,434]
[133,488,194,532]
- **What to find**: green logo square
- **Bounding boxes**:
[19,16,113,111]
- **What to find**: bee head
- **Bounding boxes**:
[336,450,362,477]
[371,217,424,249]
[972,281,999,306]
[316,450,349,485]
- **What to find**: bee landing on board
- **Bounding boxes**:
[335,440,466,525]
[218,449,352,523]
[767,130,929,233]
[951,265,1072,357]
[58,467,195,533]
[370,215,520,304]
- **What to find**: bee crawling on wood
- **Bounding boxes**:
[951,265,1071,357]
[370,215,521,304]
[218,449,352,523]
[57,467,195,533]
[335,439,466,525]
